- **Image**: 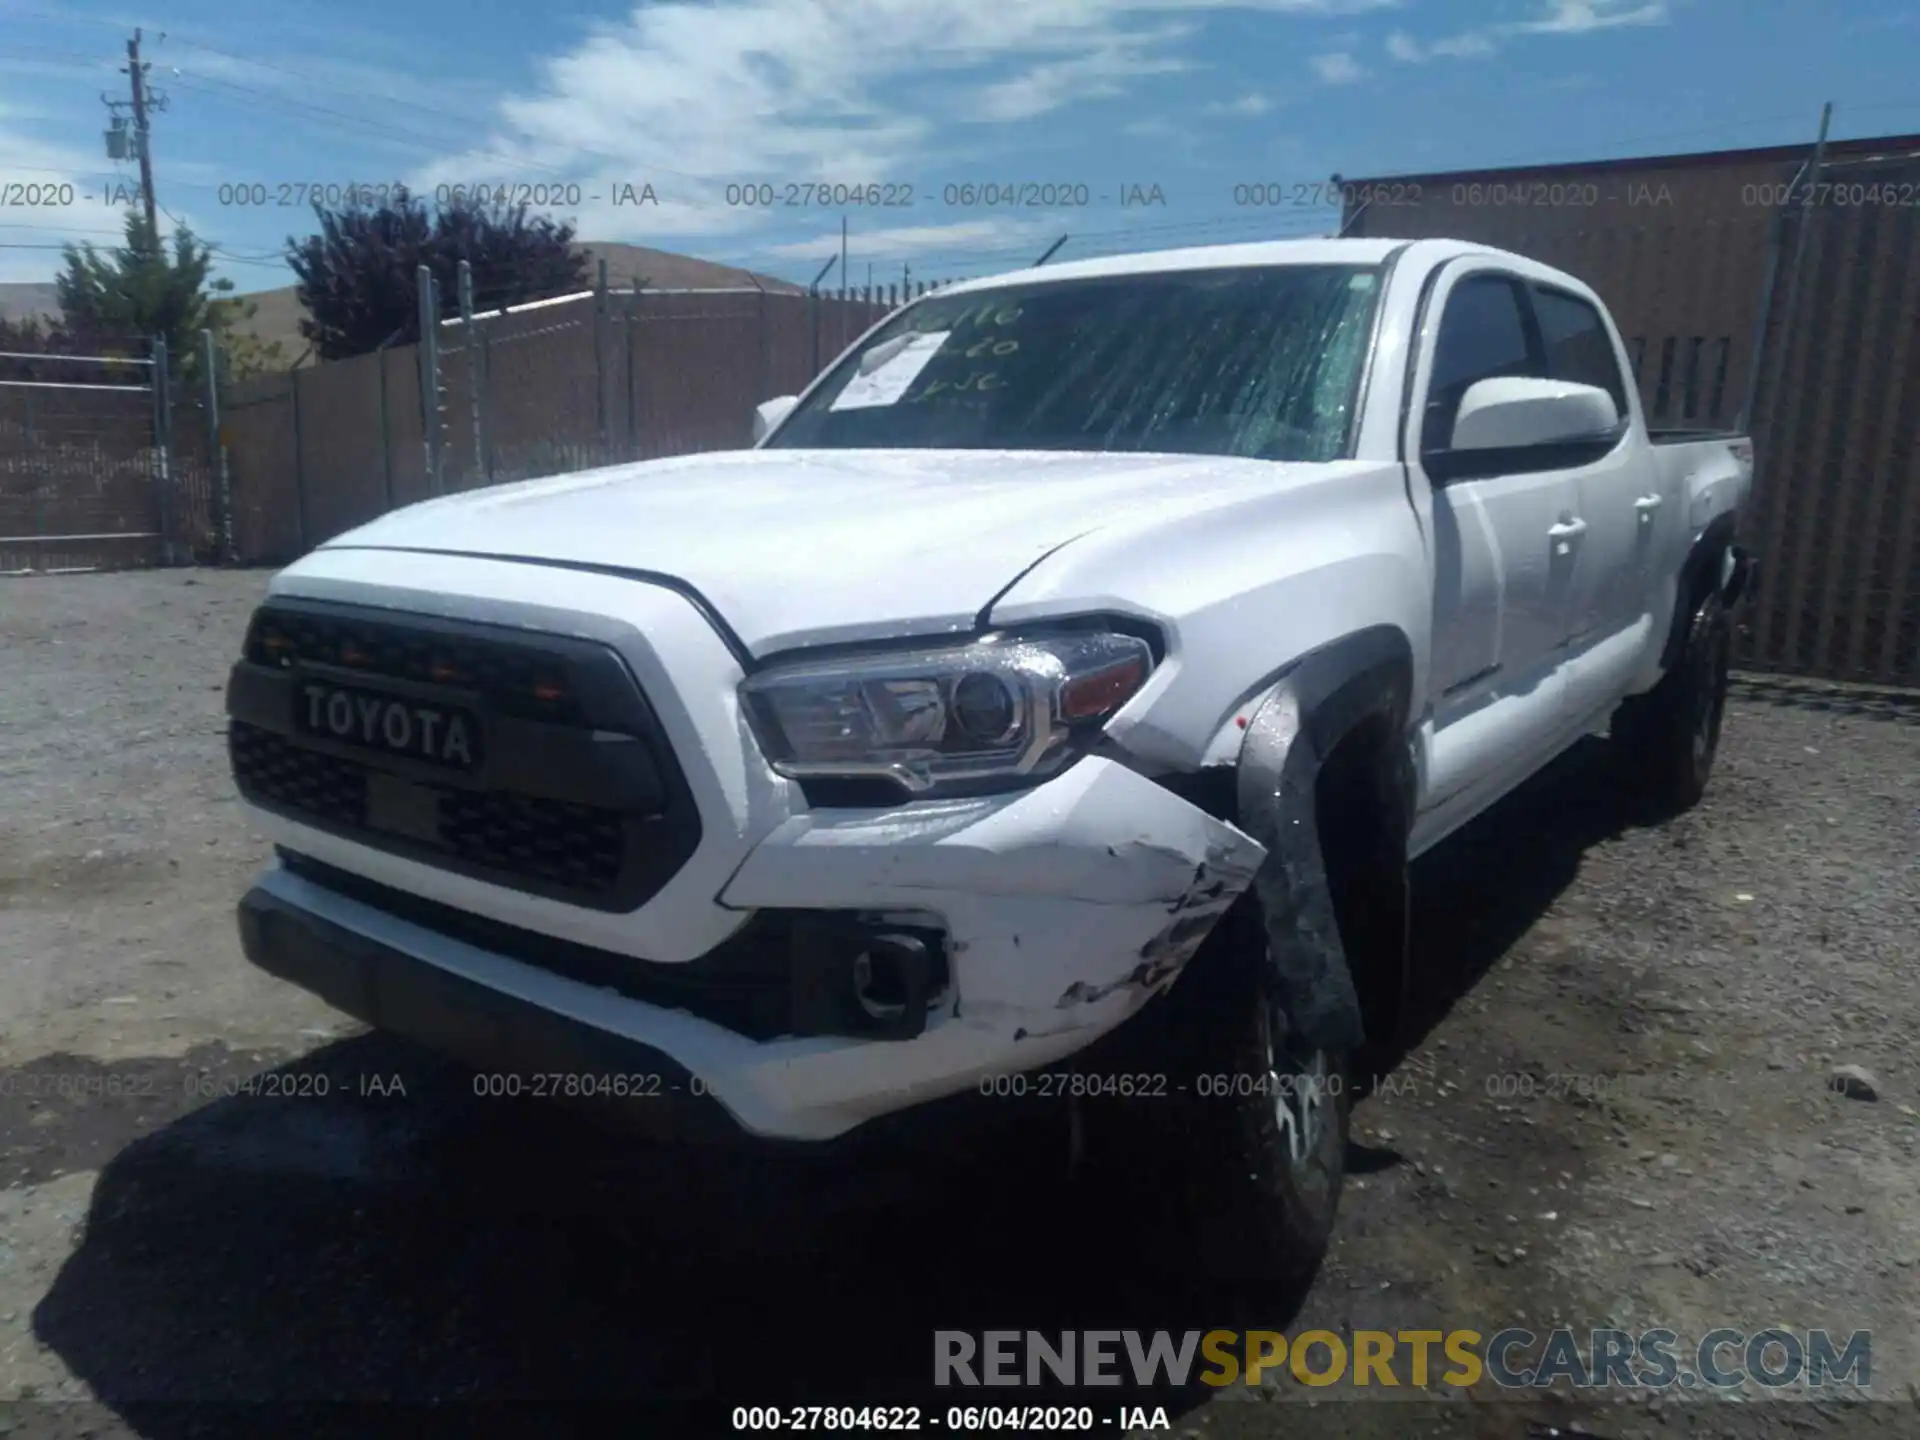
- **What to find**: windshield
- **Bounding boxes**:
[766,265,1382,462]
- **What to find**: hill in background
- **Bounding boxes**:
[0,281,59,325]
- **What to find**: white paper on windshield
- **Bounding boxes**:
[830,330,951,410]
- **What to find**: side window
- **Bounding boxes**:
[1423,274,1538,452]
[1532,287,1630,418]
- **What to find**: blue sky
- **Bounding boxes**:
[2,0,1915,295]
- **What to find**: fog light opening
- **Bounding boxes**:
[852,934,927,1026]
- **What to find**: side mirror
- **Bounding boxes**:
[1450,376,1620,453]
[752,395,799,444]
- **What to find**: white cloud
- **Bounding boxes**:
[12,0,1403,272]
[398,0,1403,242]
[972,32,1194,123]
[1385,0,1662,66]
[1205,92,1275,116]
[1384,29,1425,60]
[1310,52,1367,84]
[1514,0,1668,32]
[0,121,128,283]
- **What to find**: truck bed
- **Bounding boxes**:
[1648,427,1745,444]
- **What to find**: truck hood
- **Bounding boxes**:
[322,447,1320,656]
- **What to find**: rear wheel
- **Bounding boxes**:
[1618,587,1732,813]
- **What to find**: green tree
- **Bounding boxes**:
[205,295,288,379]
[286,186,588,360]
[0,311,134,384]
[55,210,234,379]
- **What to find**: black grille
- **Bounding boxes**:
[230,722,366,825]
[439,789,625,890]
[227,599,702,912]
[246,608,586,725]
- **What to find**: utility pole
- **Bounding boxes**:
[122,28,163,235]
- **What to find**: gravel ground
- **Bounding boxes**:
[1,568,1917,1440]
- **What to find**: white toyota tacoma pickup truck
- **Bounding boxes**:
[227,237,1755,1279]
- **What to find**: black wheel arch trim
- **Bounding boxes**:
[1659,516,1753,672]
[1230,625,1416,1054]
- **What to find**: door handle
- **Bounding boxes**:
[1547,516,1586,557]
[1635,494,1664,520]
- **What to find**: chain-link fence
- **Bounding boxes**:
[2,346,160,571]
[0,333,231,572]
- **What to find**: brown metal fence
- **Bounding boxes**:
[212,279,907,562]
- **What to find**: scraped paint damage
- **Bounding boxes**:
[1055,841,1258,1008]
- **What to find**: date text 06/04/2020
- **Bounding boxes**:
[729,1405,1174,1432]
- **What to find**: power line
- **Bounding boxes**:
[156,33,576,141]
[162,71,717,188]
[0,221,134,237]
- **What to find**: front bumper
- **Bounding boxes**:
[242,757,1264,1143]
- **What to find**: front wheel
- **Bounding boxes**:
[1122,900,1350,1289]
[1191,978,1349,1287]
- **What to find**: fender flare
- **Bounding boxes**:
[1658,514,1755,671]
[1232,625,1415,1053]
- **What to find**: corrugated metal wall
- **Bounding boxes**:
[1747,154,1920,685]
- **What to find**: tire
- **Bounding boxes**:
[1129,897,1351,1290]
[1617,586,1733,814]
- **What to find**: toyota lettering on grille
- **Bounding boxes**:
[298,681,481,771]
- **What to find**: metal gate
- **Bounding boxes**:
[0,342,182,573]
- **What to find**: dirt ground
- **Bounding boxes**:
[1,568,1916,1440]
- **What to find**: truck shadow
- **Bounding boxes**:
[31,1039,1298,1434]
[1379,734,1654,1078]
[30,741,1651,1434]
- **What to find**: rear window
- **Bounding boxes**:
[1532,286,1630,417]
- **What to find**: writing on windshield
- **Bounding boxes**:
[767,264,1382,462]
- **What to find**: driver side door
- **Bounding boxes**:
[1412,268,1582,846]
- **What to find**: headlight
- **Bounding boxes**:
[740,629,1156,798]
